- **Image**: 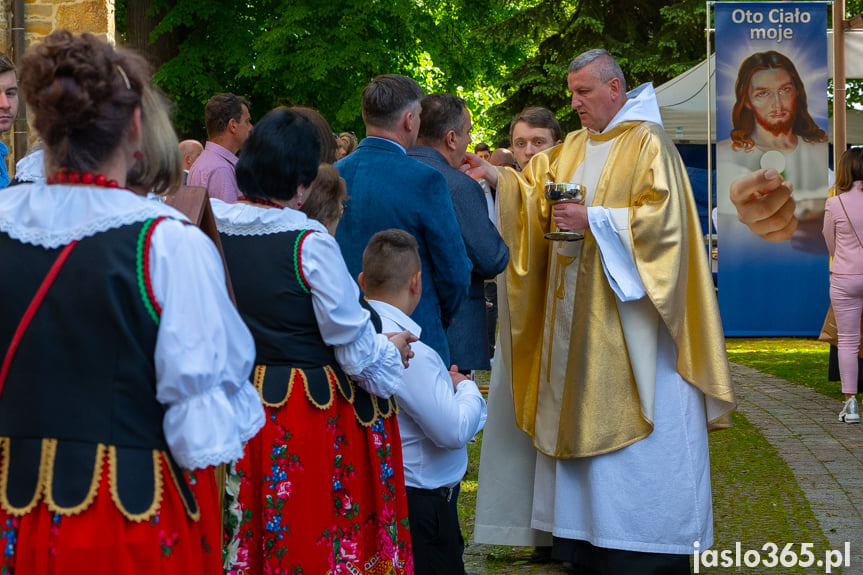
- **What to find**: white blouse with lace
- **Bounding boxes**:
[0,182,265,470]
[211,198,405,399]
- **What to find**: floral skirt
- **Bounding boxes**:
[225,375,413,575]
[0,451,221,575]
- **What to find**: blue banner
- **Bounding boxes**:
[715,2,830,335]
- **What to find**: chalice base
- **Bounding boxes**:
[544,231,584,242]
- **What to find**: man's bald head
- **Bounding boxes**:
[489,148,515,168]
[179,139,204,170]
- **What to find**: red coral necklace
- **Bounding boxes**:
[46,171,121,188]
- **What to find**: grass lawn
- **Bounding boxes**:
[725,337,838,400]
[459,338,838,573]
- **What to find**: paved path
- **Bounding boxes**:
[463,362,863,574]
[731,362,863,573]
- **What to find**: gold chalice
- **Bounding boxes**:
[544,182,585,241]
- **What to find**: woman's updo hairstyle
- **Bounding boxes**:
[19,29,147,173]
[236,108,320,201]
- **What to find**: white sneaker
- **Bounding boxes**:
[839,397,860,423]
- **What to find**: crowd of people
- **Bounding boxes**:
[31,27,863,575]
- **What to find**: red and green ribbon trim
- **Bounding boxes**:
[293,230,316,294]
[136,217,170,324]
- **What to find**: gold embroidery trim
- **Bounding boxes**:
[255,364,296,409]
[0,437,51,516]
[1,439,199,522]
[342,370,397,427]
[303,367,333,410]
[163,452,201,522]
[108,446,163,523]
[377,396,395,419]
[44,442,104,517]
[352,386,382,429]
[253,365,267,394]
[253,363,397,424]
[334,366,355,404]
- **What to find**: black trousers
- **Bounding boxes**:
[407,486,465,575]
[553,537,692,575]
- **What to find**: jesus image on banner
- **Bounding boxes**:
[717,49,830,251]
[714,1,830,336]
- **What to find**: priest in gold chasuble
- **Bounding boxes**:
[471,49,736,573]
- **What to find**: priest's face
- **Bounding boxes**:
[568,62,621,132]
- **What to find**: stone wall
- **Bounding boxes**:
[0,0,115,175]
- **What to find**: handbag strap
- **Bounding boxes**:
[0,240,78,396]
[837,195,863,251]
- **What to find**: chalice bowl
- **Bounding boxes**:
[544,182,585,241]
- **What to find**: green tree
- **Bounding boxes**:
[125,0,276,140]
[840,0,863,112]
[483,0,709,139]
[119,0,529,142]
[117,0,863,145]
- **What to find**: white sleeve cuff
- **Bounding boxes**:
[149,220,264,469]
[162,382,265,470]
[587,206,646,301]
[337,331,405,399]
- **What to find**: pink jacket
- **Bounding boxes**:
[824,181,863,274]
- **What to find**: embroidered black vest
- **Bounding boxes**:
[0,219,197,521]
[220,228,397,426]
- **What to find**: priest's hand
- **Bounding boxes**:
[553,200,589,231]
[461,152,499,189]
[729,168,797,242]
[385,330,417,368]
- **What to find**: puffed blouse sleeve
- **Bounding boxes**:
[301,231,405,399]
[149,219,265,470]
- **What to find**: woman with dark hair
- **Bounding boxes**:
[825,147,863,423]
[0,30,264,574]
[213,108,415,575]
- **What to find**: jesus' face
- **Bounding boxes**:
[745,67,797,136]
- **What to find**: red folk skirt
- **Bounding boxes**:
[225,366,413,575]
[0,450,221,575]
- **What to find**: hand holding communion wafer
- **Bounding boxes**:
[728,158,797,242]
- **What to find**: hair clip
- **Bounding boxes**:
[116,65,131,90]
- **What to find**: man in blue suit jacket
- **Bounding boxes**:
[408,94,509,372]
[336,74,471,366]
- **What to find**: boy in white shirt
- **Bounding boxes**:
[359,229,487,575]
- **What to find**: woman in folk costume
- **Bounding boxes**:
[0,30,265,574]
[214,108,415,575]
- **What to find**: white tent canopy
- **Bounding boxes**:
[657,30,863,144]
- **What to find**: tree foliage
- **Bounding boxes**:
[119,0,863,144]
[121,0,529,141]
[481,0,710,138]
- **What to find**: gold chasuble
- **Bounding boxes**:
[497,120,735,459]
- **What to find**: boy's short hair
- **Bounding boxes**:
[509,107,562,142]
[362,229,421,294]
